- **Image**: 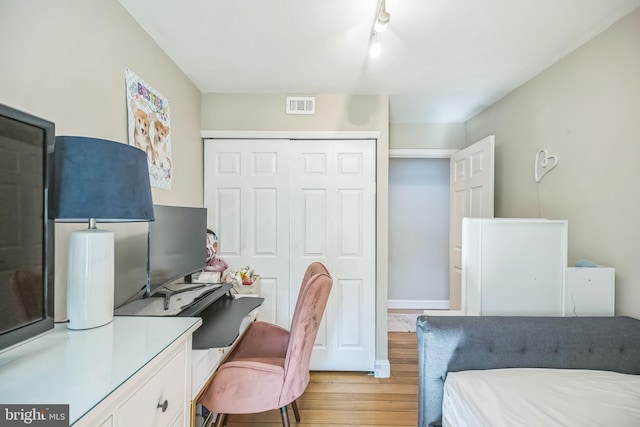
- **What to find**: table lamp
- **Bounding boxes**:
[54,136,154,330]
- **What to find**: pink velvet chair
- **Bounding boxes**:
[199,262,333,427]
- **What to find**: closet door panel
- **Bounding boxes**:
[337,278,363,347]
[290,139,376,371]
[338,189,362,257]
[301,189,327,256]
[216,188,241,256]
[252,188,277,256]
[204,140,291,328]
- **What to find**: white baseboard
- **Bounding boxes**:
[388,299,449,310]
[374,359,391,378]
[423,309,465,316]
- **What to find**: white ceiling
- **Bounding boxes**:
[119,0,640,123]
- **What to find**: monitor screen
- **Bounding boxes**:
[0,103,54,351]
[147,205,207,296]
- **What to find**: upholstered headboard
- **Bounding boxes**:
[416,315,640,427]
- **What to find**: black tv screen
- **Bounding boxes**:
[0,103,55,351]
[147,205,207,296]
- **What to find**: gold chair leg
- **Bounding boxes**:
[214,413,225,427]
[279,406,291,427]
[291,400,301,422]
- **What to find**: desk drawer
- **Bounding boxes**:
[118,347,187,427]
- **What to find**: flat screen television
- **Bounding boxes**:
[0,103,55,352]
[146,204,208,297]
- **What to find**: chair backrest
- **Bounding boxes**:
[279,262,332,406]
[291,262,327,326]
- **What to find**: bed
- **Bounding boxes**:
[416,315,640,426]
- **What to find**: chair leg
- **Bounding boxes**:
[291,400,301,422]
[279,406,291,427]
[213,413,225,427]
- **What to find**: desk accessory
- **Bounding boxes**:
[54,136,154,330]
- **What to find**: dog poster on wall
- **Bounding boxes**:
[125,68,172,189]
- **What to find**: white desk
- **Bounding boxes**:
[0,316,201,426]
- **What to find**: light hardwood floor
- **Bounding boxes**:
[222,332,418,426]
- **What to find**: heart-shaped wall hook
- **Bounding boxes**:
[534,149,559,183]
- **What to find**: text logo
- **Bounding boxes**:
[0,405,68,427]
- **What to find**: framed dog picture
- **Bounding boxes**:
[125,68,172,189]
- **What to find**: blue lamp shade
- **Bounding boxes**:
[54,136,154,223]
[53,136,154,330]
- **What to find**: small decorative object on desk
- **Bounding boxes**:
[205,229,229,273]
[191,270,221,283]
[223,266,260,296]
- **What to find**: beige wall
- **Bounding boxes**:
[0,0,203,319]
[466,8,640,318]
[202,92,391,366]
[202,93,387,133]
[390,122,465,149]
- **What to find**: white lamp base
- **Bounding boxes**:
[67,228,115,330]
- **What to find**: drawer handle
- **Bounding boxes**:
[157,400,169,413]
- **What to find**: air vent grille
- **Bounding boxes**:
[286,96,315,114]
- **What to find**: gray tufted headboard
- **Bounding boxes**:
[416,315,640,427]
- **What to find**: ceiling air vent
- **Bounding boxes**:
[286,96,315,115]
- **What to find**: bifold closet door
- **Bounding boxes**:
[204,138,376,371]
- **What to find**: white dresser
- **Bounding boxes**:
[0,316,201,427]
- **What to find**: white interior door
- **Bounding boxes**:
[449,135,495,310]
[289,140,376,371]
[204,138,376,371]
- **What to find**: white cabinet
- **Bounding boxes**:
[73,319,198,427]
[79,345,189,427]
[0,317,201,427]
[98,416,114,427]
[565,266,615,316]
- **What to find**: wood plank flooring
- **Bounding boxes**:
[221,332,418,426]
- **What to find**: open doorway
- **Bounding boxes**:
[388,157,450,310]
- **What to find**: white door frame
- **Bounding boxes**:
[388,148,458,310]
[202,130,381,140]
[388,148,458,159]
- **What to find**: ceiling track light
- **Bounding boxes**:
[375,0,391,33]
[369,0,389,58]
[369,32,381,58]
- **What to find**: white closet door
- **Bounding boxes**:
[204,138,376,371]
[204,139,291,326]
[289,140,376,371]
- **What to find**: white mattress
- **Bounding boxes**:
[443,368,640,427]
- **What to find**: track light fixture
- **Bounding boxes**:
[369,32,381,58]
[369,0,390,58]
[375,0,391,33]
